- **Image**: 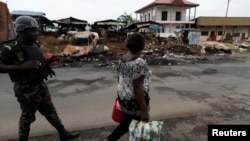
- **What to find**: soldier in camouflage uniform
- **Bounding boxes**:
[0,16,80,141]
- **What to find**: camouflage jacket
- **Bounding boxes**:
[0,39,55,83]
[0,39,25,64]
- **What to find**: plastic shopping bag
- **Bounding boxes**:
[129,119,164,141]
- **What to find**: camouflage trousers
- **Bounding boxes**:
[14,82,63,141]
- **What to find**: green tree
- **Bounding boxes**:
[117,12,137,25]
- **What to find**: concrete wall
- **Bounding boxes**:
[198,26,250,41]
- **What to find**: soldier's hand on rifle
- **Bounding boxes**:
[21,61,41,69]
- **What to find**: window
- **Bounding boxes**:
[72,38,89,46]
[162,27,165,33]
[148,13,150,21]
[201,31,209,36]
[210,31,215,36]
[176,11,181,21]
[218,31,223,35]
[161,11,168,21]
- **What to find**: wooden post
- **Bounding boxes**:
[221,0,230,41]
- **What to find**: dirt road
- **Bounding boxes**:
[3,54,250,141]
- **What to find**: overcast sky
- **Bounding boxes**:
[2,0,250,23]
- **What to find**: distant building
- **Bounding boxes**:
[53,17,88,34]
[195,16,250,41]
[11,10,55,34]
[135,0,199,37]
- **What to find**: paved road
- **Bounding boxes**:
[1,54,250,141]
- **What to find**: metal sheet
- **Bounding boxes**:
[0,2,16,42]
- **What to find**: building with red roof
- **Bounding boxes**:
[135,0,199,37]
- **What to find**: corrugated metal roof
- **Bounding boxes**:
[135,0,199,13]
[94,19,126,26]
[124,21,162,29]
[11,10,54,26]
[54,17,88,25]
[11,10,45,16]
[196,17,250,26]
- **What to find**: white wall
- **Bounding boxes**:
[154,6,187,21]
[137,5,194,36]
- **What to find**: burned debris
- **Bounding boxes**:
[1,5,248,68]
[38,20,249,68]
[41,31,247,68]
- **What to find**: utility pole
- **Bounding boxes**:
[221,0,230,41]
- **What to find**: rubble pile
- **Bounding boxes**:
[39,35,250,67]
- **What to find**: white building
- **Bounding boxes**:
[135,0,199,37]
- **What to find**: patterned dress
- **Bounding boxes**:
[117,57,152,116]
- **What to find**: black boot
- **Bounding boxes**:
[57,126,80,141]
